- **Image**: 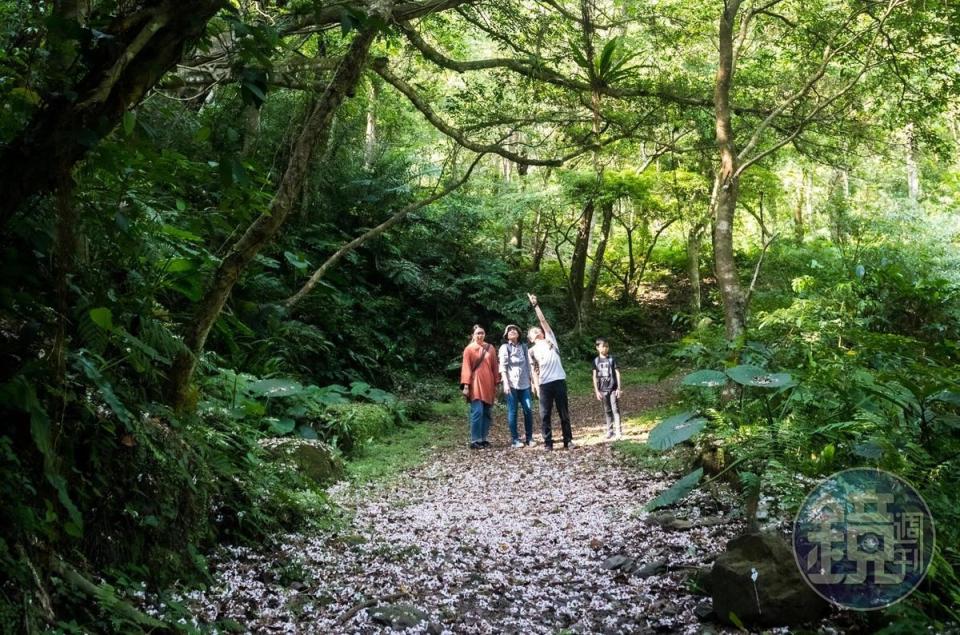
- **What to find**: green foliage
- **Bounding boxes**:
[647,411,707,450]
[643,468,703,511]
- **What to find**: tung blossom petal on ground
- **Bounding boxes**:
[144,384,749,633]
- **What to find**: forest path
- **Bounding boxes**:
[181,379,743,633]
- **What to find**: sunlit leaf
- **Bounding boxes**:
[644,468,703,511]
[647,411,706,450]
[681,370,727,388]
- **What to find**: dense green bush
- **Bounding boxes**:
[657,237,960,628]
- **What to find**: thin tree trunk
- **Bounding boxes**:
[621,224,635,302]
[568,198,595,319]
[363,80,378,169]
[632,218,677,300]
[687,221,705,314]
[713,0,746,340]
[905,123,921,201]
[52,164,77,391]
[584,198,614,315]
[531,208,546,272]
[794,168,806,242]
[242,103,261,158]
[166,26,378,409]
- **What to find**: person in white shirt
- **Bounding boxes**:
[526,293,574,450]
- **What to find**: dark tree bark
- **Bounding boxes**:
[687,221,706,314]
[0,0,227,228]
[166,26,379,409]
[794,168,807,242]
[712,0,746,340]
[568,198,595,321]
[584,198,614,315]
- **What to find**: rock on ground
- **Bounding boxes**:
[710,532,829,628]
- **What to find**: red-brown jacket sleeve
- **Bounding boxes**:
[459,344,474,386]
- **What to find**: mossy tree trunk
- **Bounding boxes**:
[167,26,379,410]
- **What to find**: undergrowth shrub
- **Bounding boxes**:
[658,239,960,629]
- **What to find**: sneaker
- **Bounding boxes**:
[563,441,576,450]
[480,440,491,448]
[469,441,482,450]
[511,440,524,448]
[543,444,554,451]
[525,438,537,447]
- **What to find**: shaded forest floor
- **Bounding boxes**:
[151,378,751,633]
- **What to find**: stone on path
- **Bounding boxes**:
[260,438,344,485]
[368,604,430,629]
[709,532,829,628]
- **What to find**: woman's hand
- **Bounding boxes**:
[527,293,538,307]
[595,391,602,401]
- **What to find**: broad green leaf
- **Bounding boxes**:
[267,417,296,435]
[246,378,305,398]
[122,111,136,136]
[350,381,372,395]
[598,38,618,77]
[681,370,727,388]
[284,250,310,270]
[89,307,114,331]
[194,126,211,142]
[165,258,195,273]
[726,365,796,388]
[644,468,703,511]
[160,224,203,242]
[647,411,706,450]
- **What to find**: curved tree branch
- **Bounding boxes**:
[285,153,486,309]
[372,58,637,166]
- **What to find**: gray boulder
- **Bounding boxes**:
[260,438,345,485]
[709,532,828,628]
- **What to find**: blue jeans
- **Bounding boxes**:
[506,387,533,442]
[469,400,493,443]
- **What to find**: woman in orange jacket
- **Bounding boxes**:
[460,324,500,449]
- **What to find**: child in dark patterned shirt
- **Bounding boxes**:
[592,337,623,440]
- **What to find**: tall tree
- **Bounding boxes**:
[167,24,380,408]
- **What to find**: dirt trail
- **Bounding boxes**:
[174,381,743,633]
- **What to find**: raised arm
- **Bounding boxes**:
[527,293,552,336]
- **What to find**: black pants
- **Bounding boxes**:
[539,379,572,447]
